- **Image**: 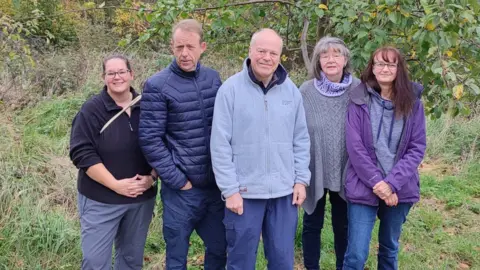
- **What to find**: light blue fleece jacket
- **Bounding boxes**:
[210,60,311,199]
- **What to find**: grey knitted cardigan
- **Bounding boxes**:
[300,77,360,215]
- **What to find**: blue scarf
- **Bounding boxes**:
[314,72,352,97]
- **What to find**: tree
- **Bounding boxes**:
[134,0,480,117]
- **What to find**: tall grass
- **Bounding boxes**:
[1,49,479,269]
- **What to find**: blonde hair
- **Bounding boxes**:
[172,19,204,42]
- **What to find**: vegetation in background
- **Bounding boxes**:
[138,0,480,118]
[0,0,479,269]
[2,0,480,116]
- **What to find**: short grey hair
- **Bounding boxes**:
[250,28,283,49]
[309,36,351,79]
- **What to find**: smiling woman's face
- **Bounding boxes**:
[103,58,133,95]
[372,51,398,85]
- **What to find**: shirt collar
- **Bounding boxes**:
[101,86,139,112]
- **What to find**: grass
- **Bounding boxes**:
[1,52,479,269]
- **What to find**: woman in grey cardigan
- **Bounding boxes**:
[299,37,360,270]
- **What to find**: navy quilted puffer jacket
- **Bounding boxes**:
[139,59,221,189]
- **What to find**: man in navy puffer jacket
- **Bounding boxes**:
[139,19,226,270]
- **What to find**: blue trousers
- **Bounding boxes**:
[224,194,298,270]
[161,183,227,270]
[302,190,348,270]
[343,201,412,270]
[78,193,155,270]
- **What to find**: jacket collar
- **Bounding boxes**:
[243,58,287,93]
[101,86,139,112]
[350,82,424,105]
[169,58,201,78]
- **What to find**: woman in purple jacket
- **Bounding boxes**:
[342,47,426,270]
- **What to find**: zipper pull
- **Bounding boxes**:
[264,97,268,111]
[128,121,133,131]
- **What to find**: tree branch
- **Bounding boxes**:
[194,0,294,11]
[300,18,311,68]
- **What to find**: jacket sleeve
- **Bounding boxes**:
[69,110,103,170]
[210,83,239,198]
[345,102,384,188]
[384,101,426,193]
[292,88,311,186]
[139,78,188,189]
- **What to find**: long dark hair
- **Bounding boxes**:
[361,47,415,117]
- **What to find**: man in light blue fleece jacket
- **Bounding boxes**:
[210,28,311,270]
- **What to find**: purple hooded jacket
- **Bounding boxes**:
[344,82,426,206]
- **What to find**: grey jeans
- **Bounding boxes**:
[78,193,155,270]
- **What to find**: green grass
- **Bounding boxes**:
[1,77,479,269]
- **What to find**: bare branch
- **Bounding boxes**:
[300,18,311,68]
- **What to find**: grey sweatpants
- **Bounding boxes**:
[78,193,155,270]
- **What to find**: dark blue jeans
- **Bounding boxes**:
[302,190,348,270]
[343,201,412,270]
[161,183,227,270]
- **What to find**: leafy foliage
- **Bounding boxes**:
[137,0,480,118]
[0,11,39,75]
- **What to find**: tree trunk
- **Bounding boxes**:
[301,18,311,68]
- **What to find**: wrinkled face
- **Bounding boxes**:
[319,47,346,79]
[103,58,133,94]
[248,32,282,82]
[372,51,398,85]
[171,29,206,72]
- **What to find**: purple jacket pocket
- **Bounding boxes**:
[396,172,420,203]
[344,163,379,206]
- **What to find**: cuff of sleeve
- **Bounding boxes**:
[77,157,102,170]
[368,173,383,188]
[222,187,240,201]
[165,176,188,190]
[384,175,398,193]
[294,178,309,187]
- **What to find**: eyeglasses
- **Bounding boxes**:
[320,54,344,61]
[104,70,130,79]
[373,62,398,70]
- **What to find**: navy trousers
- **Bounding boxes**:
[302,190,348,270]
[223,194,298,270]
[161,183,227,270]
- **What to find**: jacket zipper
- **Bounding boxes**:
[123,109,133,132]
[393,117,409,163]
[193,78,210,156]
[264,93,272,196]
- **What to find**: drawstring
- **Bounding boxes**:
[376,101,385,142]
[388,113,395,148]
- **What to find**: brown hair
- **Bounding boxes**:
[102,54,131,73]
[172,19,203,42]
[361,46,415,117]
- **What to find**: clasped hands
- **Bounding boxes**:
[113,174,155,198]
[373,180,398,206]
